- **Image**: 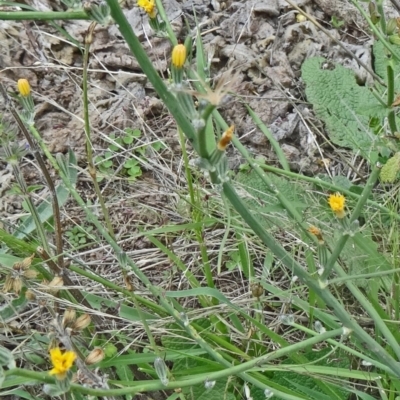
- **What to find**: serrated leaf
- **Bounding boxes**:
[189,379,235,400]
[380,152,400,182]
[251,348,350,400]
[301,57,385,158]
[373,40,400,89]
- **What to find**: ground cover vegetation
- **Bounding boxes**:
[1,0,400,399]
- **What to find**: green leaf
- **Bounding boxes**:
[251,348,350,400]
[125,128,141,138]
[122,135,134,145]
[127,166,142,177]
[124,159,139,168]
[373,40,400,90]
[114,364,134,400]
[0,287,28,322]
[301,57,386,159]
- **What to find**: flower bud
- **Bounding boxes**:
[251,283,264,299]
[47,276,64,295]
[171,44,186,68]
[217,125,234,151]
[21,254,35,270]
[387,18,398,35]
[72,314,91,331]
[25,289,36,301]
[85,348,105,365]
[308,225,324,243]
[23,269,38,279]
[154,357,169,386]
[62,308,76,328]
[17,79,31,97]
[12,277,22,294]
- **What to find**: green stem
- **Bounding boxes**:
[387,62,398,135]
[82,24,116,241]
[154,0,177,45]
[68,264,167,316]
[198,103,216,159]
[178,127,214,288]
[350,0,400,62]
[105,0,198,148]
[321,164,381,281]
[0,10,90,20]
[3,146,49,254]
[222,181,400,376]
[245,104,290,171]
[212,111,315,241]
[4,94,64,267]
[256,162,400,222]
[5,328,343,396]
[376,0,387,34]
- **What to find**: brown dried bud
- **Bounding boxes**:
[25,289,36,301]
[62,308,76,328]
[3,275,14,293]
[21,254,35,270]
[124,275,134,292]
[85,348,105,365]
[13,262,22,271]
[24,269,38,279]
[251,283,264,299]
[217,125,234,151]
[72,314,91,331]
[46,276,64,295]
[12,277,22,294]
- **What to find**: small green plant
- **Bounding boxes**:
[94,127,164,181]
[331,15,344,29]
[65,225,94,248]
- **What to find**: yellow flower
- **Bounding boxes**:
[171,44,187,68]
[328,192,346,219]
[137,0,157,18]
[17,79,31,97]
[49,348,76,380]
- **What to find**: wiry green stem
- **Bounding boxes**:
[222,181,400,376]
[321,164,381,281]
[82,23,115,241]
[5,328,343,396]
[0,10,89,20]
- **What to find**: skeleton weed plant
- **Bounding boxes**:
[1,0,400,399]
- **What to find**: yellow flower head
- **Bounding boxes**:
[49,348,76,380]
[328,192,346,219]
[137,0,157,18]
[17,79,31,97]
[171,44,187,69]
